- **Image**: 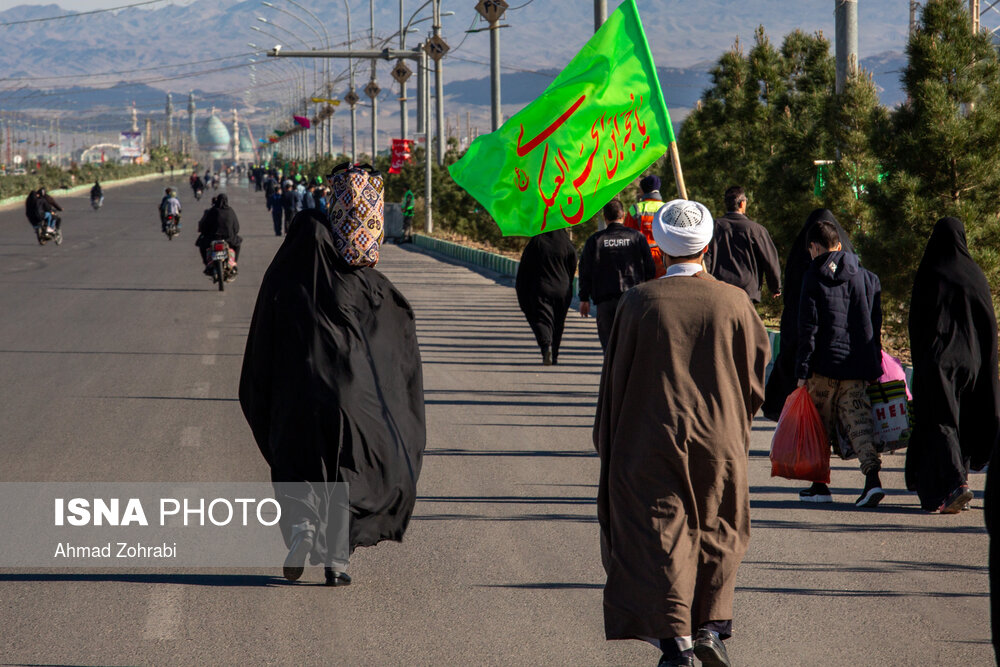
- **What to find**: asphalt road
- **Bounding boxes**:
[0,178,992,666]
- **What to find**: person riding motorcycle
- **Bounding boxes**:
[159,188,182,232]
[195,193,242,274]
[191,174,205,197]
[90,181,103,207]
[35,187,63,231]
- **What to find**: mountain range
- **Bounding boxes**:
[0,1,915,137]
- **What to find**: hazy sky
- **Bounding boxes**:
[0,0,192,9]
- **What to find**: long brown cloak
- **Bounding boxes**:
[595,273,769,640]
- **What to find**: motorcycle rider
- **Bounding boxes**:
[24,190,43,231]
[196,193,242,274]
[191,173,205,198]
[36,187,63,232]
[159,188,182,233]
[90,181,103,207]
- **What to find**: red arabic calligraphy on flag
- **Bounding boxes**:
[448,0,673,237]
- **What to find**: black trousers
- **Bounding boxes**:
[271,211,284,236]
[595,297,621,352]
[525,295,570,359]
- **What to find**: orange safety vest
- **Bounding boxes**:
[624,196,665,277]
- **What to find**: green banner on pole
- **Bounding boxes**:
[448,0,673,237]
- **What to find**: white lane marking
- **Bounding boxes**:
[201,354,216,366]
[143,587,183,640]
[206,330,220,340]
[210,314,223,323]
[215,299,225,306]
[192,381,210,398]
[180,426,201,448]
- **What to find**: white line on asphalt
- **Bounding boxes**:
[206,330,220,340]
[201,354,216,365]
[215,299,225,307]
[210,314,223,323]
[179,426,201,448]
[192,381,210,398]
[143,587,183,640]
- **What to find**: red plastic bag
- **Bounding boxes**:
[770,386,831,483]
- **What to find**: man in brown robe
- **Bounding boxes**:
[595,199,769,667]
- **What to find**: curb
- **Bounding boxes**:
[0,171,177,212]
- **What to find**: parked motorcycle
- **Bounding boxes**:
[36,215,62,246]
[164,214,180,240]
[205,240,237,291]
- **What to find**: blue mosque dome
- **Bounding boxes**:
[197,114,231,158]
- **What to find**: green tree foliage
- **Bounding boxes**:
[868,0,1000,303]
[678,28,834,255]
[820,67,886,241]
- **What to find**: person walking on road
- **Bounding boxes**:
[239,207,426,587]
[596,199,769,667]
[706,185,782,303]
[578,199,655,351]
[906,217,998,513]
[795,219,885,507]
[515,229,578,366]
[280,183,296,234]
[266,186,284,236]
[623,173,666,278]
[763,209,855,420]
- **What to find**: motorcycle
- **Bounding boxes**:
[91,196,103,211]
[193,188,203,201]
[164,214,180,240]
[36,215,63,246]
[206,239,237,291]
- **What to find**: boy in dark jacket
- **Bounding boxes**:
[795,220,884,507]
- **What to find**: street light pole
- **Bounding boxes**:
[422,47,432,233]
[345,0,357,163]
[433,0,444,166]
[370,0,378,159]
[594,0,606,31]
[400,0,408,140]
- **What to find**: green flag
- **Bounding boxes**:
[448,0,673,237]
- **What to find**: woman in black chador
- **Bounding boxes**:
[239,207,426,586]
[762,209,855,419]
[905,217,998,513]
[515,229,578,365]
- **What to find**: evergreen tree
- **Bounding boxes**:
[821,66,887,242]
[869,0,1000,303]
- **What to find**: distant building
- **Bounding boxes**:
[197,111,231,159]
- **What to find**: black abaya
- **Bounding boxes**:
[515,229,578,359]
[762,209,855,419]
[905,217,999,510]
[239,210,426,561]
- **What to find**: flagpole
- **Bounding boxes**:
[668,141,688,200]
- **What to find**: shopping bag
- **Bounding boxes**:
[867,380,911,452]
[770,386,831,483]
[877,351,912,400]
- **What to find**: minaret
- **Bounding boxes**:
[231,109,240,161]
[165,93,173,148]
[130,103,138,132]
[188,91,196,143]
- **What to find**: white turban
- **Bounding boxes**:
[651,199,714,258]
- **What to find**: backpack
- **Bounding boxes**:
[328,162,384,267]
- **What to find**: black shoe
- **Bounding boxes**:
[693,629,731,667]
[856,471,885,508]
[799,482,833,503]
[282,527,315,581]
[324,567,352,586]
[656,655,693,667]
[542,346,553,366]
[937,484,974,514]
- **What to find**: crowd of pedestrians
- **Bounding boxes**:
[509,175,1000,666]
[255,168,333,236]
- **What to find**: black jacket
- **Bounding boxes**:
[578,223,655,304]
[197,195,241,247]
[796,250,882,381]
[280,189,296,212]
[707,211,782,302]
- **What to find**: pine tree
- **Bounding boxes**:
[821,66,887,242]
[869,0,1000,303]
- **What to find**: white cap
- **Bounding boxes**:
[651,199,714,258]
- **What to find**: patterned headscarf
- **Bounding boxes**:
[328,167,385,267]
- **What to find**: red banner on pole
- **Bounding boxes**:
[389,139,414,174]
